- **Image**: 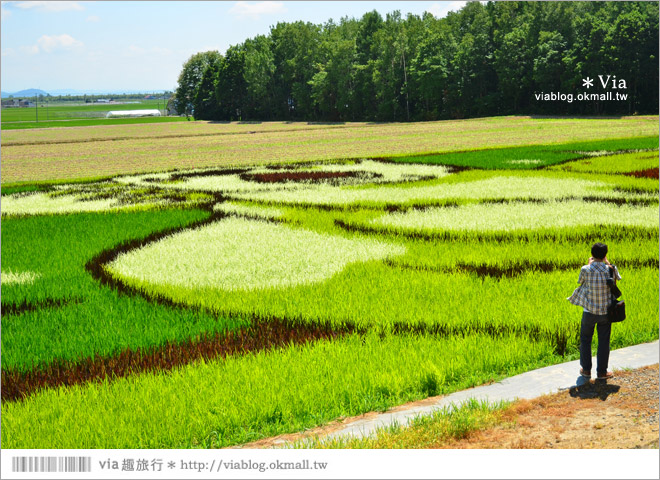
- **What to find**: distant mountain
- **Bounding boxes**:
[0,91,8,98]
[2,88,171,98]
[4,88,50,98]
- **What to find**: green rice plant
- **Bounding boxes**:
[386,237,658,272]
[105,225,659,352]
[389,136,659,169]
[1,332,560,449]
[2,125,658,451]
[0,184,53,195]
[0,209,251,372]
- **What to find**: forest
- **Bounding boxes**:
[175,1,658,122]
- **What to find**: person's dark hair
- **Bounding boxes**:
[591,242,608,260]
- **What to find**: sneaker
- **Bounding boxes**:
[596,371,614,380]
[580,368,591,379]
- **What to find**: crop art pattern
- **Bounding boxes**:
[1,135,658,449]
[107,217,405,292]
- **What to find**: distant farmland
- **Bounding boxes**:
[1,115,657,184]
[1,99,186,130]
[1,98,164,122]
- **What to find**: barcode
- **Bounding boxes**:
[11,456,92,473]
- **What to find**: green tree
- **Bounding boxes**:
[175,51,222,116]
[216,45,247,120]
[192,59,222,120]
[243,35,276,118]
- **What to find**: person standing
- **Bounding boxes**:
[567,242,621,380]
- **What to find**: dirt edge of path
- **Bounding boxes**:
[234,364,659,449]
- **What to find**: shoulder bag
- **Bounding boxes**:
[607,265,625,323]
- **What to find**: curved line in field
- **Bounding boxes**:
[7,200,653,402]
[1,305,581,404]
[621,167,660,179]
[334,218,659,243]
[0,317,356,404]
[2,207,582,402]
[384,258,659,279]
[0,297,83,316]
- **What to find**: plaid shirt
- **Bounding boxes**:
[567,261,621,315]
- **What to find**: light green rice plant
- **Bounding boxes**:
[213,202,285,220]
[369,200,659,234]
[1,270,42,285]
[551,150,658,175]
[228,174,656,208]
[106,217,406,292]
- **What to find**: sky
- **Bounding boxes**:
[0,1,469,94]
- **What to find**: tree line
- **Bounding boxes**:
[175,1,658,122]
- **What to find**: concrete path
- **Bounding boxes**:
[324,340,659,441]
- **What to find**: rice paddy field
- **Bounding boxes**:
[0,116,658,449]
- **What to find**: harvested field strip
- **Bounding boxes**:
[3,117,657,184]
[1,317,354,403]
[3,117,655,147]
[1,122,377,147]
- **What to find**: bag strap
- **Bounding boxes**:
[606,265,622,299]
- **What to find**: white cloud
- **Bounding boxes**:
[36,34,83,53]
[86,14,99,22]
[2,47,16,57]
[19,44,39,55]
[15,1,84,12]
[427,1,467,19]
[229,1,285,19]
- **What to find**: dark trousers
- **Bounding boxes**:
[579,311,611,374]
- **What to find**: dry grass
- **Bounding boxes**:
[2,116,657,184]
